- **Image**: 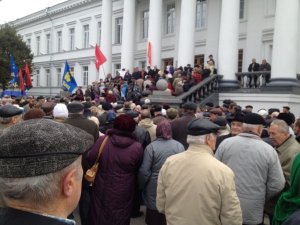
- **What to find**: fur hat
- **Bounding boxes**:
[53,103,69,118]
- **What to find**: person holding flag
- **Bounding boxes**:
[62,61,77,93]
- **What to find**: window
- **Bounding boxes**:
[139,61,147,69]
[265,0,276,16]
[115,17,123,44]
[194,54,205,67]
[142,10,149,39]
[69,28,75,51]
[83,25,89,48]
[46,34,51,54]
[36,69,40,86]
[239,0,246,19]
[46,69,51,87]
[36,36,40,55]
[97,22,101,45]
[26,38,31,49]
[57,31,62,52]
[166,3,175,34]
[196,0,207,29]
[57,68,62,86]
[83,66,89,86]
[238,49,243,72]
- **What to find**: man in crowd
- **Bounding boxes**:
[0,104,23,130]
[157,118,242,225]
[0,119,94,225]
[247,58,260,88]
[171,102,197,149]
[215,113,285,225]
[260,59,271,83]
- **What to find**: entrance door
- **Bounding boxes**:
[162,58,173,70]
[194,54,205,67]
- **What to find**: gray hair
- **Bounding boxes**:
[271,119,289,134]
[187,134,213,145]
[0,157,82,206]
[243,123,263,133]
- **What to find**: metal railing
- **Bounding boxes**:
[178,74,220,103]
[235,71,271,88]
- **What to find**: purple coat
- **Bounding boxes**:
[87,129,143,225]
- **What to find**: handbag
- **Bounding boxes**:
[84,136,109,184]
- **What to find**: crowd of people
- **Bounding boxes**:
[1,88,300,225]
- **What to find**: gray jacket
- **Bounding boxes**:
[138,138,185,210]
[215,132,285,225]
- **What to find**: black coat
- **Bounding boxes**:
[248,62,260,72]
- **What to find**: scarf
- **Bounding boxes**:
[273,153,300,225]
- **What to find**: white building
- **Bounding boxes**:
[12,0,300,114]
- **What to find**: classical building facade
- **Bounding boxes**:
[12,0,300,110]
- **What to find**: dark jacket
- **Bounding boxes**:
[248,62,260,72]
[171,113,195,149]
[64,114,99,142]
[0,207,75,225]
[87,130,144,225]
[216,133,232,150]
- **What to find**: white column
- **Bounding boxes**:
[177,0,196,67]
[121,0,136,72]
[148,0,163,69]
[100,0,112,79]
[271,0,299,79]
[218,0,240,81]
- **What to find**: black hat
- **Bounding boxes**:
[243,113,266,126]
[205,102,214,108]
[277,113,293,126]
[0,105,23,118]
[154,105,162,112]
[231,113,244,123]
[101,102,112,111]
[0,119,94,178]
[187,118,220,135]
[213,117,227,128]
[283,106,290,111]
[67,102,84,113]
[183,102,197,111]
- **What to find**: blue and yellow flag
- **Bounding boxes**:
[62,61,77,93]
[9,54,19,84]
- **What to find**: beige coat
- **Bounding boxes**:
[157,144,242,225]
[138,118,157,142]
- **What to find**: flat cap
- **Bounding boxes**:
[243,113,266,126]
[0,104,23,118]
[187,118,220,136]
[183,102,197,111]
[0,119,94,178]
[67,101,84,113]
[277,113,294,126]
[231,113,244,123]
[213,117,227,127]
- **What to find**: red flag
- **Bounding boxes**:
[18,69,25,92]
[95,44,107,71]
[25,63,32,89]
[147,42,152,66]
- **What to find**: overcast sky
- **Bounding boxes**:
[0,0,67,24]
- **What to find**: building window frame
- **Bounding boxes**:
[195,0,207,29]
[264,0,276,17]
[83,24,90,48]
[57,31,62,52]
[26,38,31,49]
[36,36,40,55]
[83,66,89,86]
[142,10,149,40]
[57,68,62,87]
[238,49,243,72]
[69,28,75,51]
[36,69,40,87]
[46,33,51,54]
[239,0,247,21]
[115,17,123,44]
[97,22,101,45]
[166,3,175,35]
[46,69,51,87]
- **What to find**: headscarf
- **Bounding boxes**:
[273,153,300,225]
[156,120,172,140]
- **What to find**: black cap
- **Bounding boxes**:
[187,118,220,135]
[231,113,244,123]
[183,102,197,111]
[213,117,227,127]
[0,105,23,118]
[243,113,266,126]
[277,113,293,126]
[101,102,112,111]
[67,102,84,113]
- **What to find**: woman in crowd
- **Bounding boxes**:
[87,114,144,225]
[138,120,185,225]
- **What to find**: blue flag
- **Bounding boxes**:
[9,54,19,84]
[62,61,77,93]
